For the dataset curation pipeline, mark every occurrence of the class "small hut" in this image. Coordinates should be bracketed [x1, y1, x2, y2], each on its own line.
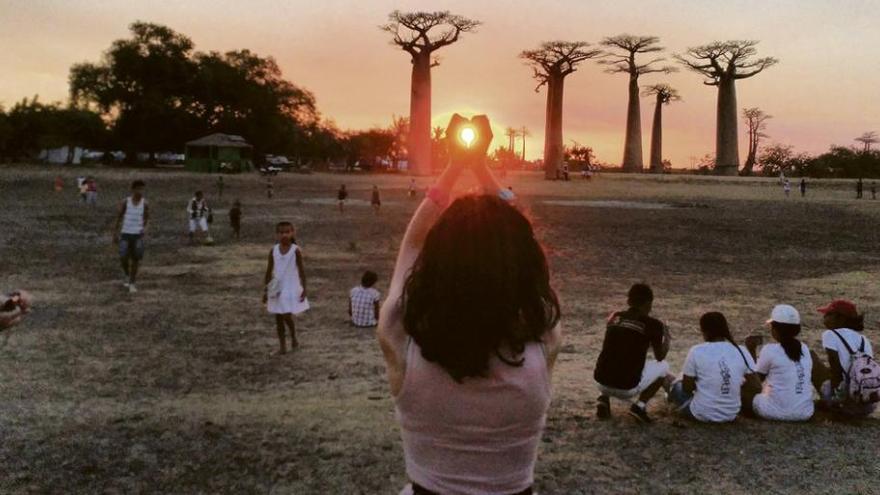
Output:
[185, 133, 253, 173]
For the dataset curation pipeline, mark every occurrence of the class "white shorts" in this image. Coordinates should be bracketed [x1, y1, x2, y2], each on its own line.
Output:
[598, 360, 670, 400]
[189, 217, 208, 232]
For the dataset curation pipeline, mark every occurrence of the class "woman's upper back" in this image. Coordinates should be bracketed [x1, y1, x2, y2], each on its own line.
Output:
[755, 342, 813, 411]
[683, 342, 755, 422]
[395, 339, 550, 495]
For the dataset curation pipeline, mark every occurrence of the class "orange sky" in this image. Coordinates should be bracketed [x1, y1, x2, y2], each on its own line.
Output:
[2, 0, 879, 166]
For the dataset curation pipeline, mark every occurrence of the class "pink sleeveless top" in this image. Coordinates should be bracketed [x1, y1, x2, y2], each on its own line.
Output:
[395, 339, 551, 495]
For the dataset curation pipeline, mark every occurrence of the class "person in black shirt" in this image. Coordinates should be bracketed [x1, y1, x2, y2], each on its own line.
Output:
[594, 283, 672, 423]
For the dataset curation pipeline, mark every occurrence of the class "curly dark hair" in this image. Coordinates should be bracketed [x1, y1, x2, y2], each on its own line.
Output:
[402, 194, 561, 382]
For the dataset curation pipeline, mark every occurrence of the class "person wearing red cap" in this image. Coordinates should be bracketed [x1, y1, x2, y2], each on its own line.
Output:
[813, 299, 876, 416]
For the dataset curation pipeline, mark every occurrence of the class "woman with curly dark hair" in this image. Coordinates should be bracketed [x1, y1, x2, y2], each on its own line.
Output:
[377, 114, 562, 495]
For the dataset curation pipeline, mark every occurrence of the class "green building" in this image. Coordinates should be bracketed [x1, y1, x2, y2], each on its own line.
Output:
[185, 133, 253, 173]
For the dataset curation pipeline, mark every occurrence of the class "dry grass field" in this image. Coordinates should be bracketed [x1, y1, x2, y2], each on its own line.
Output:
[1, 164, 879, 494]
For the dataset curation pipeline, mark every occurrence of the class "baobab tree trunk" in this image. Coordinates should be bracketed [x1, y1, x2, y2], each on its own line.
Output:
[543, 76, 565, 179]
[715, 77, 739, 176]
[622, 75, 644, 172]
[408, 54, 432, 176]
[649, 97, 663, 173]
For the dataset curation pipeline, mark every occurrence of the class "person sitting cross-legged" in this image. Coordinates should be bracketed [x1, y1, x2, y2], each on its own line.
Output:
[350, 271, 381, 328]
[594, 283, 673, 423]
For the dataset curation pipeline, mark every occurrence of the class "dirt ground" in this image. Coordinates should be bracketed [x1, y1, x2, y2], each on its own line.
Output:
[1, 165, 879, 494]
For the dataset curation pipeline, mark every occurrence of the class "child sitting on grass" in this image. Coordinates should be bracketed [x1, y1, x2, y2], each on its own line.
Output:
[262, 222, 309, 354]
[349, 271, 381, 328]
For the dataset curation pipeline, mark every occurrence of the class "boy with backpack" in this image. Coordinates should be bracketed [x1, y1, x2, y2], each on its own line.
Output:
[813, 299, 880, 416]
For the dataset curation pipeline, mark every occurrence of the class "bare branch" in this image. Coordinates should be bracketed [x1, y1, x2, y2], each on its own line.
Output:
[677, 40, 777, 83]
[520, 41, 604, 90]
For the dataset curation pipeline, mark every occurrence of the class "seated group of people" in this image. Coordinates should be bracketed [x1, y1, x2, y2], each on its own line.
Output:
[595, 283, 878, 423]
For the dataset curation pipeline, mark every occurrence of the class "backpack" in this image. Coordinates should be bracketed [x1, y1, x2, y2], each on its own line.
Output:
[832, 330, 880, 404]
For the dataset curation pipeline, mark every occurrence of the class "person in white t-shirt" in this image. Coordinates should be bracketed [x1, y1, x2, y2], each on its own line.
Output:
[667, 312, 760, 422]
[743, 305, 814, 421]
[812, 299, 876, 416]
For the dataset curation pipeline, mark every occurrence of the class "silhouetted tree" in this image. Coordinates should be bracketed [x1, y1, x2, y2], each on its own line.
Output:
[69, 22, 198, 162]
[519, 126, 530, 161]
[2, 97, 106, 162]
[855, 131, 878, 152]
[381, 11, 480, 175]
[675, 41, 778, 175]
[642, 84, 680, 174]
[741, 107, 771, 176]
[505, 127, 517, 153]
[521, 41, 603, 179]
[600, 35, 675, 172]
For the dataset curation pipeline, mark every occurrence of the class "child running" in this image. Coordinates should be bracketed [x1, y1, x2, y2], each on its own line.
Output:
[337, 184, 348, 212]
[263, 222, 309, 354]
[113, 180, 149, 293]
[229, 200, 242, 240]
[371, 185, 381, 214]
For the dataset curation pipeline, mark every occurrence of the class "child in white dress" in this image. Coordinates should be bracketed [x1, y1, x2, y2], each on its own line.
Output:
[263, 222, 309, 353]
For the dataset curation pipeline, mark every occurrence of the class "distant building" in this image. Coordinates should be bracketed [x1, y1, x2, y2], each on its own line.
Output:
[185, 133, 253, 173]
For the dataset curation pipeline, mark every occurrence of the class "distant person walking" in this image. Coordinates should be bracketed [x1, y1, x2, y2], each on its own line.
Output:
[266, 177, 273, 199]
[349, 271, 381, 328]
[54, 176, 63, 193]
[783, 178, 791, 197]
[872, 182, 877, 200]
[229, 200, 242, 240]
[187, 191, 211, 245]
[217, 175, 224, 199]
[594, 283, 673, 423]
[856, 178, 863, 199]
[262, 221, 309, 354]
[113, 180, 149, 293]
[77, 176, 87, 203]
[85, 177, 98, 205]
[337, 184, 348, 213]
[408, 179, 417, 199]
[371, 185, 381, 214]
[799, 178, 806, 197]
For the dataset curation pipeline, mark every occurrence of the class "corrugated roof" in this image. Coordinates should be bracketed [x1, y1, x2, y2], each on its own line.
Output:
[186, 133, 252, 148]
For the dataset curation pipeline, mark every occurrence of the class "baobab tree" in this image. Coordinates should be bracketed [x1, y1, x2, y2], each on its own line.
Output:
[855, 131, 878, 152]
[642, 84, 680, 173]
[381, 11, 480, 175]
[520, 41, 603, 179]
[519, 126, 530, 161]
[505, 127, 517, 153]
[600, 35, 676, 172]
[741, 107, 771, 176]
[675, 41, 778, 175]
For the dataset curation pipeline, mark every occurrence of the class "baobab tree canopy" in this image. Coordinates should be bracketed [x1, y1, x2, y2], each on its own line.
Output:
[380, 11, 480, 175]
[675, 40, 778, 175]
[600, 35, 676, 172]
[520, 41, 603, 179]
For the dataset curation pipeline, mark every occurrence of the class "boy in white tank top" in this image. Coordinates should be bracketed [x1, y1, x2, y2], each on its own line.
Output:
[113, 180, 149, 293]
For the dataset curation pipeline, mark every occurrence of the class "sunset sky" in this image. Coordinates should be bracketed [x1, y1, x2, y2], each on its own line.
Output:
[2, 0, 878, 166]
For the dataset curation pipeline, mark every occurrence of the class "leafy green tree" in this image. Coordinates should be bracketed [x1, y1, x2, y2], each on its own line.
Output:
[70, 21, 198, 162]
